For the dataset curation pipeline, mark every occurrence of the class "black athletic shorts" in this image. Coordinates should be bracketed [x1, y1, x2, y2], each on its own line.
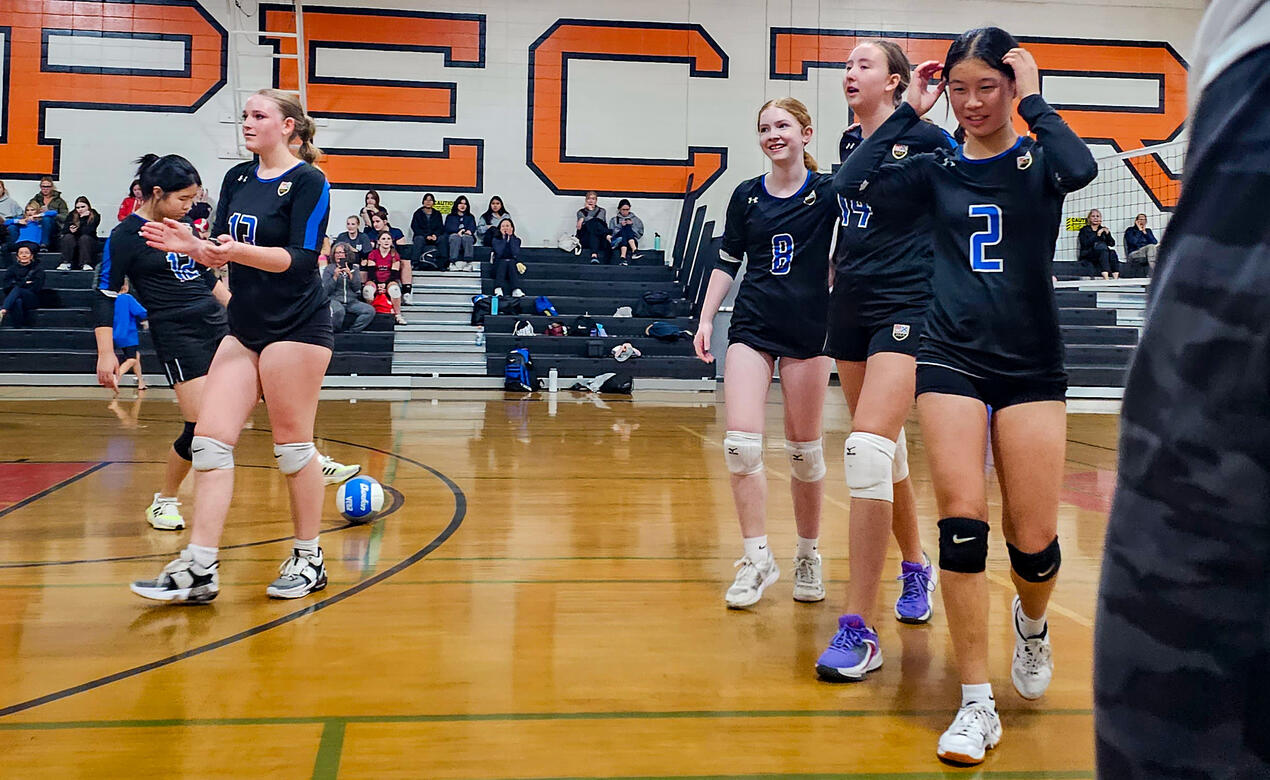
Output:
[149, 304, 229, 387]
[117, 344, 138, 360]
[824, 297, 924, 362]
[915, 363, 1067, 410]
[234, 304, 335, 354]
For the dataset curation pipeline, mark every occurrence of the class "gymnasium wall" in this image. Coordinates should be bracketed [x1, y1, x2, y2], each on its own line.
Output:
[0, 0, 1200, 247]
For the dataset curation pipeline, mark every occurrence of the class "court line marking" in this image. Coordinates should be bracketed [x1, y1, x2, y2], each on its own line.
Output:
[675, 425, 1096, 630]
[312, 719, 345, 780]
[482, 773, 1092, 780]
[0, 462, 109, 520]
[0, 445, 467, 719]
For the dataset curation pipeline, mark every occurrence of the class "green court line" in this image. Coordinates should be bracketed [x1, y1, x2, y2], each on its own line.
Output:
[0, 708, 1092, 731]
[311, 719, 345, 780]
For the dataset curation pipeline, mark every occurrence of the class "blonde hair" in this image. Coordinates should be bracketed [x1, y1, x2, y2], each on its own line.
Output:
[254, 88, 322, 164]
[756, 98, 818, 172]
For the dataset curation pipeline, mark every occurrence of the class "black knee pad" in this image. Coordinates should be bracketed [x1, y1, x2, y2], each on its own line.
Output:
[1007, 537, 1061, 583]
[173, 421, 196, 462]
[938, 516, 990, 573]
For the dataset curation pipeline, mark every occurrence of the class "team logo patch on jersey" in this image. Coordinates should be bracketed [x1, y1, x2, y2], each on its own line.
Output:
[1017, 150, 1033, 170]
[748, 196, 759, 204]
[891, 144, 909, 159]
[803, 189, 817, 206]
[892, 324, 911, 341]
[277, 181, 292, 196]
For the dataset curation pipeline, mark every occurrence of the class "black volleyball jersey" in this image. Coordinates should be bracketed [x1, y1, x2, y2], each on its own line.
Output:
[718, 170, 837, 332]
[92, 213, 221, 328]
[835, 97, 1097, 378]
[833, 121, 956, 311]
[213, 160, 330, 341]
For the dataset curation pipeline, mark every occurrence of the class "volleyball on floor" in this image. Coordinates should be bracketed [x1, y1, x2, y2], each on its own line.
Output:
[338, 476, 384, 522]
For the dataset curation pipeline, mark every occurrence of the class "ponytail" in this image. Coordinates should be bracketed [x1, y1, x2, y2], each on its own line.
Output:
[757, 97, 819, 173]
[803, 150, 819, 173]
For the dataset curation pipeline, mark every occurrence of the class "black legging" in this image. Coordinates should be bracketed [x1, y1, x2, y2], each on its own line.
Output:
[1088, 244, 1120, 275]
[58, 232, 98, 268]
[577, 218, 611, 262]
[492, 257, 524, 292]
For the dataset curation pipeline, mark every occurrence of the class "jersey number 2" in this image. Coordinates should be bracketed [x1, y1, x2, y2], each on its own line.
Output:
[968, 204, 1003, 273]
[228, 213, 258, 245]
[771, 233, 794, 276]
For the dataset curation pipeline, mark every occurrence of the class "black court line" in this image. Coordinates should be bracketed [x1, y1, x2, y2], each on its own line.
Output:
[0, 448, 467, 719]
[0, 462, 111, 521]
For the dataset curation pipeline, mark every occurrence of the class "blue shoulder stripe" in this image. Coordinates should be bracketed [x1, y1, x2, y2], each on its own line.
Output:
[303, 178, 331, 251]
[97, 234, 113, 291]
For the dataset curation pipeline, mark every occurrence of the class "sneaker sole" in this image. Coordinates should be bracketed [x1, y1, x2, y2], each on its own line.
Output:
[130, 583, 217, 604]
[725, 569, 779, 609]
[895, 606, 932, 624]
[147, 518, 185, 531]
[266, 576, 328, 600]
[815, 651, 883, 683]
[793, 587, 825, 603]
[937, 745, 995, 766]
[1011, 668, 1052, 700]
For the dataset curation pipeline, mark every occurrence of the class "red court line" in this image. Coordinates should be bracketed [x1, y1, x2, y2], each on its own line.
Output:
[1061, 469, 1116, 514]
[0, 462, 101, 511]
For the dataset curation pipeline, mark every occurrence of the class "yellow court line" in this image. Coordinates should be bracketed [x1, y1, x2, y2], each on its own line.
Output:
[677, 424, 1096, 630]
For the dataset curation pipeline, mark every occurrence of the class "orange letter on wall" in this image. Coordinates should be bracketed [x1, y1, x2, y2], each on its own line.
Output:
[528, 20, 728, 198]
[0, 0, 224, 178]
[772, 29, 1186, 209]
[260, 5, 485, 191]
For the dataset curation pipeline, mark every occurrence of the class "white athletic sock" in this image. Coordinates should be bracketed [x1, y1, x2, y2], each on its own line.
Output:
[156, 494, 178, 502]
[293, 536, 320, 556]
[188, 544, 218, 568]
[1017, 607, 1047, 638]
[961, 683, 994, 708]
[796, 536, 819, 559]
[742, 535, 769, 563]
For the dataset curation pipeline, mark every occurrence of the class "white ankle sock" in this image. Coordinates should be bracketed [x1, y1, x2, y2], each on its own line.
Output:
[742, 535, 769, 563]
[188, 544, 218, 567]
[293, 536, 320, 556]
[1018, 606, 1047, 637]
[961, 683, 994, 707]
[796, 536, 819, 559]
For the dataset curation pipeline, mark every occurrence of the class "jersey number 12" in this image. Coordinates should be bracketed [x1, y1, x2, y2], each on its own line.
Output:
[771, 233, 794, 276]
[968, 204, 1003, 273]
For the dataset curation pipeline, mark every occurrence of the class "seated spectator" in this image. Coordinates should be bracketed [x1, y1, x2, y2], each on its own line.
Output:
[57, 197, 101, 270]
[0, 181, 24, 268]
[113, 279, 148, 391]
[576, 190, 610, 264]
[0, 245, 44, 327]
[370, 210, 408, 248]
[411, 193, 445, 268]
[362, 232, 408, 325]
[323, 242, 375, 333]
[360, 190, 383, 230]
[445, 195, 478, 270]
[27, 177, 68, 248]
[1123, 213, 1159, 273]
[334, 215, 375, 259]
[1078, 208, 1119, 280]
[187, 186, 214, 225]
[5, 204, 54, 250]
[490, 217, 525, 298]
[476, 195, 512, 248]
[117, 180, 143, 222]
[608, 199, 645, 265]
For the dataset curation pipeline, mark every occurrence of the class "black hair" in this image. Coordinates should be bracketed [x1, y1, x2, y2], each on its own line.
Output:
[128, 179, 141, 197]
[617, 198, 632, 209]
[943, 27, 1019, 82]
[481, 195, 506, 222]
[453, 195, 471, 213]
[134, 154, 201, 201]
[422, 192, 435, 205]
[498, 216, 515, 233]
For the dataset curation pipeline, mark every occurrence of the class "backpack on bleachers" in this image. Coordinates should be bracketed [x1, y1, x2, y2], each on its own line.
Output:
[633, 290, 689, 318]
[513, 319, 535, 337]
[534, 295, 558, 316]
[570, 314, 593, 337]
[503, 348, 536, 392]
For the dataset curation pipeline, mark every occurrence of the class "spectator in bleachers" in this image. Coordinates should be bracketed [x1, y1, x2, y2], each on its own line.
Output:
[323, 241, 375, 333]
[1123, 213, 1159, 273]
[0, 245, 44, 327]
[26, 177, 68, 248]
[187, 186, 214, 225]
[363, 231, 408, 325]
[476, 196, 511, 248]
[117, 180, 143, 221]
[334, 215, 375, 259]
[0, 181, 23, 267]
[445, 195, 478, 270]
[113, 279, 149, 391]
[56, 197, 101, 271]
[370, 210, 408, 247]
[360, 190, 383, 230]
[576, 191, 610, 264]
[490, 217, 525, 298]
[1078, 208, 1120, 280]
[608, 199, 644, 265]
[411, 193, 445, 267]
[5, 203, 53, 250]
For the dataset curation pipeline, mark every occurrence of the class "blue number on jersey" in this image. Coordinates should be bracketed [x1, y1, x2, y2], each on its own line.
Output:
[838, 195, 872, 229]
[968, 204, 1003, 273]
[771, 233, 794, 276]
[227, 213, 258, 245]
[166, 252, 200, 282]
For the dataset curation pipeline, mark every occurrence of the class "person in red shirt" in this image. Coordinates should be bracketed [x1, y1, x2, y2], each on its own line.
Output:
[361, 231, 406, 324]
[117, 180, 143, 221]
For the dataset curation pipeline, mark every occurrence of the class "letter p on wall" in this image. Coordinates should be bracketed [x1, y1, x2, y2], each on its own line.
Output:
[0, 0, 225, 178]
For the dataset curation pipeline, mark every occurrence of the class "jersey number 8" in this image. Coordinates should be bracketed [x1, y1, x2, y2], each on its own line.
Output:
[227, 213, 259, 245]
[968, 204, 1003, 273]
[771, 233, 794, 276]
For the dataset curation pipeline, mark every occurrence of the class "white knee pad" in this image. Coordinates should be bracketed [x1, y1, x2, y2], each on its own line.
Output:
[387, 283, 402, 300]
[274, 442, 317, 476]
[785, 439, 826, 482]
[723, 431, 764, 476]
[844, 431, 896, 502]
[190, 435, 234, 471]
[362, 283, 376, 302]
[892, 427, 910, 483]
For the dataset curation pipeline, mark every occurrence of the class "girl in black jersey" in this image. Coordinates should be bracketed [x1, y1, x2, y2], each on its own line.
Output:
[816, 40, 954, 686]
[131, 89, 338, 605]
[836, 29, 1096, 765]
[694, 98, 838, 610]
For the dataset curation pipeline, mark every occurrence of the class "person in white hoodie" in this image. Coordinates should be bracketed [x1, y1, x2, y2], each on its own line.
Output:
[0, 181, 25, 267]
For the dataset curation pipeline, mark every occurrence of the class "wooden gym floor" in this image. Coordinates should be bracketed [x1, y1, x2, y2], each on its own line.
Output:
[0, 388, 1118, 779]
